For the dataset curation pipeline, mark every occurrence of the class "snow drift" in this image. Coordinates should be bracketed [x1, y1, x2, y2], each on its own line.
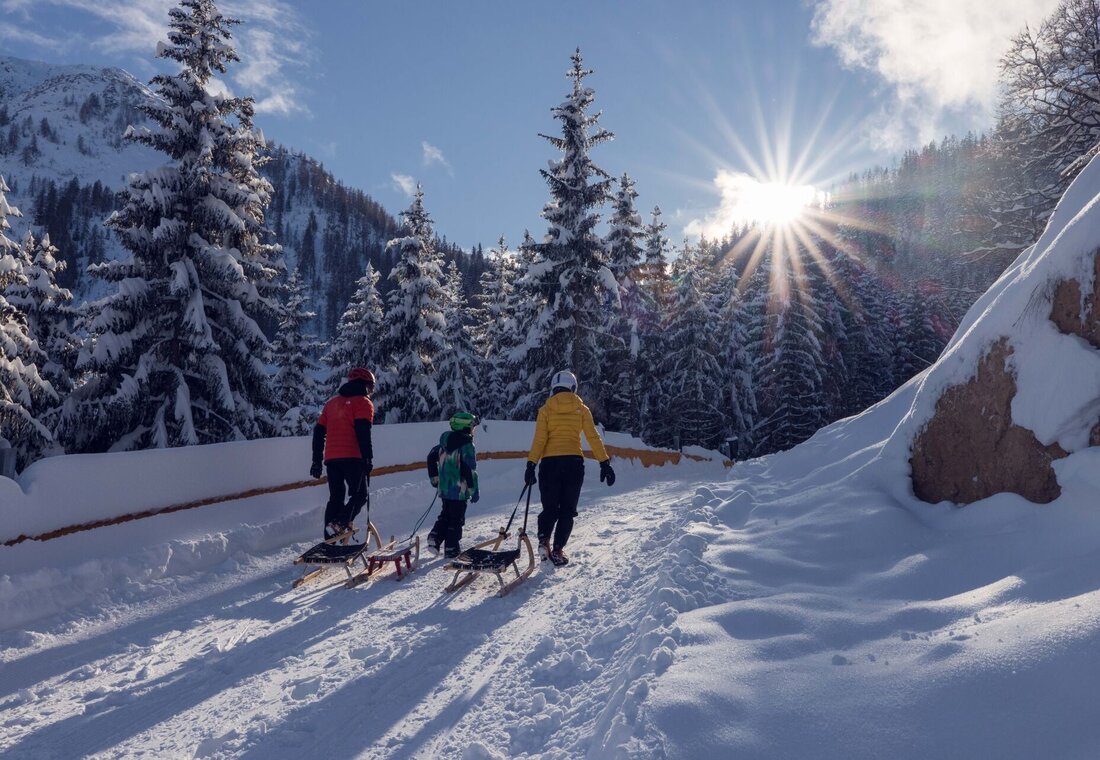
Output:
[633, 155, 1100, 758]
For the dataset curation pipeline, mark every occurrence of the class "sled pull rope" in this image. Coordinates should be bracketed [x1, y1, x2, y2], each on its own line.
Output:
[408, 492, 439, 540]
[501, 484, 532, 537]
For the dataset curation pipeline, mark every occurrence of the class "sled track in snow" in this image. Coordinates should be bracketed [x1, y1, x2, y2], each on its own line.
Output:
[0, 474, 734, 759]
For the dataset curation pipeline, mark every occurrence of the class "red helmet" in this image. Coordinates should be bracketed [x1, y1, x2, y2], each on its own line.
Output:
[348, 367, 375, 387]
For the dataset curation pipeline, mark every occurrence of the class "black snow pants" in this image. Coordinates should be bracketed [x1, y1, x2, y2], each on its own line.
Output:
[428, 498, 469, 551]
[536, 455, 585, 550]
[323, 458, 368, 529]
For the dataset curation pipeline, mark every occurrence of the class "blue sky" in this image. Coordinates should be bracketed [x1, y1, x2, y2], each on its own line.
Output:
[0, 0, 1061, 249]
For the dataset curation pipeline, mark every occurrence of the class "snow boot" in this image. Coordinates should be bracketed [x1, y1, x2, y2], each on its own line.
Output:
[538, 537, 551, 562]
[549, 547, 569, 566]
[444, 545, 462, 559]
[324, 522, 343, 540]
[427, 532, 443, 554]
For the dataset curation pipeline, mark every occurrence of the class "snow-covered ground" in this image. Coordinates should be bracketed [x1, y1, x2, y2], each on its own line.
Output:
[6, 403, 1100, 758]
[0, 447, 726, 759]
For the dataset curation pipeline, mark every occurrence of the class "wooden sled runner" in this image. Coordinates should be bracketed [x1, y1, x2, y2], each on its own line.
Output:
[292, 522, 382, 588]
[444, 485, 537, 597]
[293, 490, 420, 589]
[345, 534, 420, 588]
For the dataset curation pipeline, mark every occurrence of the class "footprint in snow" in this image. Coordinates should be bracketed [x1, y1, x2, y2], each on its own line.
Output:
[288, 677, 322, 701]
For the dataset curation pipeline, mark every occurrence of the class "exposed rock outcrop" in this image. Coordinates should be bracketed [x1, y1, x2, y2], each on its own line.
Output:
[909, 339, 1067, 505]
[911, 247, 1100, 505]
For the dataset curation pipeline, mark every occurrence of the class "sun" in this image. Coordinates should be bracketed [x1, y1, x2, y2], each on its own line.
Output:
[726, 175, 822, 228]
[736, 180, 822, 227]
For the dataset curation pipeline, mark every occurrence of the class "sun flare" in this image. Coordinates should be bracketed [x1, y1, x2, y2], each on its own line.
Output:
[736, 180, 822, 227]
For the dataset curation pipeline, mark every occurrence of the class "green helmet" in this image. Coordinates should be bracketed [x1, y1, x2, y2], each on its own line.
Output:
[449, 411, 480, 431]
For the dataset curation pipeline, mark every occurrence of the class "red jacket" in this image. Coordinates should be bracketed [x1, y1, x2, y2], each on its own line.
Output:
[316, 392, 375, 461]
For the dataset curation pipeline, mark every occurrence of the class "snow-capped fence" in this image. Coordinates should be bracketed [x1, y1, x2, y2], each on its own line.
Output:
[0, 421, 719, 546]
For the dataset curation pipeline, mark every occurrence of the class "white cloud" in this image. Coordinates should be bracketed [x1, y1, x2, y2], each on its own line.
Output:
[421, 141, 452, 172]
[0, 22, 62, 50]
[391, 173, 417, 197]
[811, 0, 1060, 149]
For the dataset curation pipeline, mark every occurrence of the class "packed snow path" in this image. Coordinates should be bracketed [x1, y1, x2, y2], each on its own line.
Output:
[0, 460, 726, 758]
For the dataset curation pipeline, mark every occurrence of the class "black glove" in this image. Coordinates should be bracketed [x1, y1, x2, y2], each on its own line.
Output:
[599, 459, 615, 487]
[524, 461, 538, 486]
[471, 491, 480, 503]
[310, 462, 323, 479]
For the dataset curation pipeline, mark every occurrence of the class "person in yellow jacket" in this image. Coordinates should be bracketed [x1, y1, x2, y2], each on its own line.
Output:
[525, 370, 615, 566]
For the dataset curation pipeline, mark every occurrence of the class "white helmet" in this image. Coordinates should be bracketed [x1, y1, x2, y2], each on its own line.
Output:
[550, 369, 578, 393]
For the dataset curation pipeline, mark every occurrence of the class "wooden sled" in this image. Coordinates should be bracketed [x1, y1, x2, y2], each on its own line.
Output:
[443, 529, 536, 597]
[344, 534, 420, 588]
[291, 522, 383, 588]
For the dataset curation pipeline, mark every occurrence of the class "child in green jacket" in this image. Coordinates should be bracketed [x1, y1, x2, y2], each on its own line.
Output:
[427, 412, 480, 558]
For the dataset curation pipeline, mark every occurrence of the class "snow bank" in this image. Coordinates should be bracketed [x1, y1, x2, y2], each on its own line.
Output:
[629, 155, 1100, 758]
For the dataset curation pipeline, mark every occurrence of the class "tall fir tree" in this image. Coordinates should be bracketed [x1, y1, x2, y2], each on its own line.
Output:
[271, 270, 322, 435]
[376, 186, 446, 423]
[436, 260, 479, 416]
[755, 261, 828, 455]
[637, 206, 673, 440]
[600, 173, 645, 432]
[715, 264, 758, 460]
[513, 49, 616, 417]
[324, 261, 386, 393]
[61, 0, 282, 453]
[659, 242, 723, 449]
[0, 176, 56, 467]
[503, 230, 547, 419]
[472, 236, 517, 419]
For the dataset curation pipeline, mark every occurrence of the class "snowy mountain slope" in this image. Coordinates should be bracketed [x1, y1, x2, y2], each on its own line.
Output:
[0, 57, 158, 188]
[0, 55, 400, 333]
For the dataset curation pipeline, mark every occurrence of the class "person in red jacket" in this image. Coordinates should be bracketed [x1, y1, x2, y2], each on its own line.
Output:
[311, 368, 375, 539]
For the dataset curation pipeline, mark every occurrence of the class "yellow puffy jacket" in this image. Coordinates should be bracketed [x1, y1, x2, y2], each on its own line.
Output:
[527, 391, 609, 463]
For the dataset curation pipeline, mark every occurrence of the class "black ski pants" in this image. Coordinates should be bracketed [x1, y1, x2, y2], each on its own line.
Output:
[323, 458, 368, 529]
[428, 498, 469, 551]
[536, 455, 585, 550]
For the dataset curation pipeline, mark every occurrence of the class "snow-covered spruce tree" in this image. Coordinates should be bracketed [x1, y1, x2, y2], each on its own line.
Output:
[0, 176, 56, 467]
[271, 271, 322, 435]
[659, 242, 723, 449]
[60, 0, 283, 453]
[600, 173, 645, 433]
[8, 232, 80, 403]
[376, 186, 446, 423]
[503, 230, 547, 419]
[436, 260, 480, 416]
[636, 206, 673, 442]
[715, 264, 757, 460]
[324, 260, 386, 393]
[472, 236, 517, 418]
[513, 49, 616, 418]
[829, 234, 899, 416]
[754, 262, 828, 455]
